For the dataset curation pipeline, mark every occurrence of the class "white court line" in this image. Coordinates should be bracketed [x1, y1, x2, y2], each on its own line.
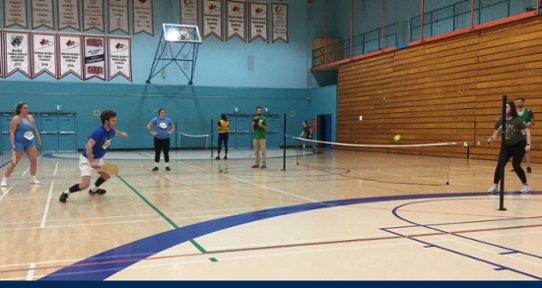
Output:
[0, 184, 16, 202]
[21, 154, 44, 177]
[225, 175, 319, 203]
[40, 182, 54, 228]
[26, 263, 36, 281]
[179, 162, 207, 171]
[54, 162, 59, 176]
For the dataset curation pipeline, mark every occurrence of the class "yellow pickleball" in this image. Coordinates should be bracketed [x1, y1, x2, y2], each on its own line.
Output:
[394, 135, 401, 142]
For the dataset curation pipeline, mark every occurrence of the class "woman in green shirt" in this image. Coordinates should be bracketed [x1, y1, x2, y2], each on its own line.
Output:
[487, 101, 531, 194]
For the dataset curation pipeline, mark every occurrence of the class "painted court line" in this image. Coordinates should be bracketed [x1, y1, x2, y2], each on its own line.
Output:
[0, 184, 16, 202]
[26, 263, 36, 281]
[54, 162, 58, 176]
[40, 182, 54, 228]
[116, 175, 209, 255]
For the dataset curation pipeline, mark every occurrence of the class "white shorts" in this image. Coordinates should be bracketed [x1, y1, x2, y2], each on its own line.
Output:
[79, 155, 105, 177]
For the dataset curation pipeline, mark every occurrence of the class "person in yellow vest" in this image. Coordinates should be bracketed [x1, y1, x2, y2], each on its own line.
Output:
[216, 114, 229, 160]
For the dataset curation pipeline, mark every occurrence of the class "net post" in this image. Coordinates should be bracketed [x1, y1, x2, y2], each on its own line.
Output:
[211, 119, 214, 159]
[281, 113, 286, 171]
[499, 95, 507, 211]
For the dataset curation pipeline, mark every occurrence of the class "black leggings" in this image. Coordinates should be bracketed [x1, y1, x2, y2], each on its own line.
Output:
[493, 140, 527, 184]
[154, 138, 170, 163]
[218, 133, 229, 154]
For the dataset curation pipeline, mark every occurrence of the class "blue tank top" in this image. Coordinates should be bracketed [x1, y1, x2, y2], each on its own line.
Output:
[15, 115, 34, 143]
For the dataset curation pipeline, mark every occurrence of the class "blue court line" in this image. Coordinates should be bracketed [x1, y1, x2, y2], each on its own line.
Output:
[39, 191, 541, 281]
[387, 199, 542, 280]
[0, 160, 11, 169]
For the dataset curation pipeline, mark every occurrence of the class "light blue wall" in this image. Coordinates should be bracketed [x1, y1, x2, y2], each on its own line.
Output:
[332, 0, 538, 50]
[0, 0, 319, 89]
[309, 84, 337, 142]
[0, 1, 339, 151]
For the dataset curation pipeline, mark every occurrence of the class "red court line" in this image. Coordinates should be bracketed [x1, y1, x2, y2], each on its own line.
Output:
[1, 223, 540, 276]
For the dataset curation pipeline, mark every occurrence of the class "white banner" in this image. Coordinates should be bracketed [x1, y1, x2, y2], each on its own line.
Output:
[4, 31, 31, 78]
[133, 0, 154, 36]
[32, 0, 55, 30]
[272, 3, 288, 43]
[249, 2, 268, 43]
[83, 0, 105, 32]
[109, 0, 130, 34]
[108, 36, 132, 81]
[58, 34, 83, 79]
[58, 0, 81, 31]
[4, 0, 28, 29]
[180, 0, 198, 26]
[83, 35, 106, 80]
[226, 0, 246, 42]
[202, 0, 223, 40]
[32, 32, 57, 78]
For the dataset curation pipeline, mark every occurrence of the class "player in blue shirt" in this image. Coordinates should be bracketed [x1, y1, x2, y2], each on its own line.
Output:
[59, 110, 128, 203]
[147, 109, 175, 171]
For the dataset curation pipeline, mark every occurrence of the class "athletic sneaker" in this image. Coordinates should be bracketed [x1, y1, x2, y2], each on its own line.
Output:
[152, 167, 159, 171]
[1, 179, 6, 187]
[488, 185, 499, 195]
[30, 178, 41, 185]
[215, 156, 220, 160]
[59, 192, 69, 203]
[224, 156, 228, 160]
[527, 167, 532, 173]
[520, 184, 531, 194]
[261, 165, 267, 169]
[165, 166, 171, 171]
[251, 164, 259, 168]
[89, 188, 106, 195]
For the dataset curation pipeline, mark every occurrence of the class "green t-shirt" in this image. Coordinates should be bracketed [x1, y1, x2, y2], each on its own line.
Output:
[518, 108, 533, 125]
[253, 116, 268, 139]
[494, 117, 527, 145]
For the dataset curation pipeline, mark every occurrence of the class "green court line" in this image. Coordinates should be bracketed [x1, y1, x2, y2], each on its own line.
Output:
[117, 175, 209, 255]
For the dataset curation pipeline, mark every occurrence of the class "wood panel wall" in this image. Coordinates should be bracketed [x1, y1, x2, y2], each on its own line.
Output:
[337, 16, 542, 162]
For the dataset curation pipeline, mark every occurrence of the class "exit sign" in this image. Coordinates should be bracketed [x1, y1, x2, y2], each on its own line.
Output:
[54, 105, 63, 111]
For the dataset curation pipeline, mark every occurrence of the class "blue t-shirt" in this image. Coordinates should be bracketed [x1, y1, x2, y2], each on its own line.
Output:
[82, 126, 116, 159]
[151, 117, 173, 140]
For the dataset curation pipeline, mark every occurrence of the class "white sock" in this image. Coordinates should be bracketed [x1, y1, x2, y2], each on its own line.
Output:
[91, 186, 98, 192]
[2, 177, 7, 181]
[165, 163, 169, 167]
[31, 175, 37, 180]
[155, 162, 159, 167]
[64, 189, 70, 194]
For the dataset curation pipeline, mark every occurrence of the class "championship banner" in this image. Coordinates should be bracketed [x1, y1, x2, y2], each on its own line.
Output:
[202, 0, 223, 40]
[272, 2, 288, 43]
[58, 34, 83, 79]
[4, 0, 28, 29]
[108, 36, 132, 81]
[180, 0, 198, 26]
[109, 0, 130, 34]
[83, 35, 105, 80]
[83, 0, 105, 32]
[4, 30, 31, 78]
[32, 0, 55, 30]
[133, 0, 154, 36]
[226, 0, 246, 42]
[32, 32, 57, 79]
[249, 2, 268, 43]
[58, 0, 81, 31]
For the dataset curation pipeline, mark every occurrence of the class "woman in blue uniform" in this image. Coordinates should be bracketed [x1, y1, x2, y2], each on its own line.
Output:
[1, 103, 42, 187]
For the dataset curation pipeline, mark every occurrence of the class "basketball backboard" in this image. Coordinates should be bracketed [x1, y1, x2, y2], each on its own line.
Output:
[162, 24, 202, 43]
